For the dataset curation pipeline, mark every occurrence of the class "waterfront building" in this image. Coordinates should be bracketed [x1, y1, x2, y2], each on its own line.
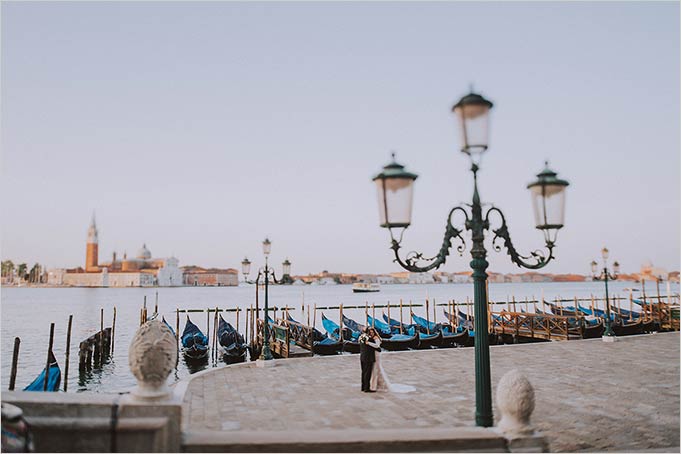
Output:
[50, 217, 182, 287]
[451, 272, 473, 284]
[433, 272, 451, 283]
[487, 272, 506, 284]
[375, 275, 397, 284]
[407, 272, 435, 285]
[182, 266, 238, 286]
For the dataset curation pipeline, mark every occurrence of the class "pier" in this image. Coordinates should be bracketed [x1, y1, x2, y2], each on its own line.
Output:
[180, 332, 679, 452]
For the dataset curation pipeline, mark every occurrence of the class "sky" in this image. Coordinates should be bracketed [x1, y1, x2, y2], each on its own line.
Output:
[1, 1, 679, 276]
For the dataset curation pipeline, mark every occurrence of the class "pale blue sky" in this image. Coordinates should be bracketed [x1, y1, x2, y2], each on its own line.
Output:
[2, 1, 679, 275]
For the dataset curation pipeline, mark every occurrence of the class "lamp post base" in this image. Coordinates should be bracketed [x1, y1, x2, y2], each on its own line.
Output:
[259, 345, 274, 361]
[602, 335, 617, 343]
[256, 358, 277, 368]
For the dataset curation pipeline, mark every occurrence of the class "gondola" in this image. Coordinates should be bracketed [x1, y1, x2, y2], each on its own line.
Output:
[546, 302, 581, 317]
[24, 351, 61, 392]
[162, 316, 175, 335]
[287, 313, 326, 341]
[365, 314, 394, 338]
[415, 331, 442, 349]
[612, 318, 644, 336]
[381, 313, 416, 333]
[380, 332, 419, 351]
[217, 315, 247, 363]
[440, 325, 470, 348]
[581, 318, 605, 338]
[410, 312, 443, 334]
[342, 314, 365, 336]
[313, 337, 344, 355]
[443, 310, 500, 347]
[181, 316, 209, 360]
[287, 314, 343, 355]
[321, 313, 359, 353]
[444, 309, 474, 331]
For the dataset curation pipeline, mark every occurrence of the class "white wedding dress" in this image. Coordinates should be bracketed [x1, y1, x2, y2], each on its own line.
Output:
[367, 337, 415, 393]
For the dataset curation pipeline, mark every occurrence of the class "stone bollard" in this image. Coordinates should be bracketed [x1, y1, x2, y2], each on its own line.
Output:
[495, 369, 548, 452]
[496, 368, 535, 437]
[128, 319, 178, 400]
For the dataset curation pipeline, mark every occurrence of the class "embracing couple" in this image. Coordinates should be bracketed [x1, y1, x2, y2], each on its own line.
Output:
[359, 327, 389, 393]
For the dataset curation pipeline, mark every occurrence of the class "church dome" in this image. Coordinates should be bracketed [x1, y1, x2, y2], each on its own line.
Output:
[137, 243, 152, 260]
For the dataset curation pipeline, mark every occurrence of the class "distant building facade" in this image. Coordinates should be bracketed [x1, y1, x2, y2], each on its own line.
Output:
[53, 216, 182, 287]
[182, 267, 238, 286]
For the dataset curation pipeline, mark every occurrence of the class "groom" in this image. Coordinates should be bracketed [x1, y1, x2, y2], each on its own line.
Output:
[359, 328, 377, 393]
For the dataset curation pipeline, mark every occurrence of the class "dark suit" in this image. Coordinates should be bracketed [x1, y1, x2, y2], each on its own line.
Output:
[359, 338, 376, 392]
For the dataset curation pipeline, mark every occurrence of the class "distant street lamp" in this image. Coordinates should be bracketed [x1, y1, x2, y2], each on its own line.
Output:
[372, 90, 569, 427]
[281, 258, 293, 284]
[591, 247, 619, 340]
[241, 238, 279, 360]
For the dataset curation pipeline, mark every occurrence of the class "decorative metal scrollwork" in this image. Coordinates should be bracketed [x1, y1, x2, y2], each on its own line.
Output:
[390, 206, 469, 272]
[485, 207, 554, 270]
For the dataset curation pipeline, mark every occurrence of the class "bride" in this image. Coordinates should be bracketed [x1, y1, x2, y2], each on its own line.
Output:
[366, 327, 415, 393]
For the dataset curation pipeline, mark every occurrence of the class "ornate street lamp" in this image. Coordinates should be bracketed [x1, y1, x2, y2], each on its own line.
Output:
[372, 90, 569, 427]
[241, 238, 279, 360]
[281, 258, 293, 284]
[591, 247, 619, 340]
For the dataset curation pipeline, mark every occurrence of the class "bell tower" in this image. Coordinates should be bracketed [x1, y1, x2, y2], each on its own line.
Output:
[85, 213, 99, 272]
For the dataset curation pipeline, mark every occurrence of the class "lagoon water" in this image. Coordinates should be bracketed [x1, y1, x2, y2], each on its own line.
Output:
[1, 281, 677, 393]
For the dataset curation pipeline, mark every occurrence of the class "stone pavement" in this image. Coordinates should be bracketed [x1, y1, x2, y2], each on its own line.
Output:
[179, 332, 680, 452]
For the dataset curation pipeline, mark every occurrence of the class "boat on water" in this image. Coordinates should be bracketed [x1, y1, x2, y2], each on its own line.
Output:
[24, 351, 61, 392]
[380, 332, 419, 351]
[321, 313, 360, 353]
[365, 314, 394, 338]
[410, 312, 443, 334]
[381, 313, 416, 333]
[352, 282, 380, 293]
[440, 325, 469, 348]
[287, 314, 342, 355]
[181, 317, 209, 361]
[217, 315, 247, 363]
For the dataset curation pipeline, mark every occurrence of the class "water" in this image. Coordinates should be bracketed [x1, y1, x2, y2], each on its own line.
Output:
[1, 281, 677, 393]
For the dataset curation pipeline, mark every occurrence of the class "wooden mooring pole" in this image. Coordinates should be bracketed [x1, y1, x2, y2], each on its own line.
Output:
[213, 307, 218, 364]
[64, 315, 73, 391]
[44, 322, 55, 391]
[99, 308, 104, 365]
[9, 337, 20, 391]
[111, 307, 117, 353]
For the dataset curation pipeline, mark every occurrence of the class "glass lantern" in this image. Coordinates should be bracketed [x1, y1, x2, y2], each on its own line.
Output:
[241, 257, 251, 276]
[613, 261, 620, 275]
[601, 247, 610, 261]
[452, 92, 493, 159]
[590, 260, 598, 276]
[282, 259, 291, 276]
[527, 162, 569, 243]
[372, 154, 418, 229]
[262, 238, 271, 256]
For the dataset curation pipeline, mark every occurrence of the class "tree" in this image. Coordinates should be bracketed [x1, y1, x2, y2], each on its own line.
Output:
[29, 263, 41, 283]
[1, 260, 14, 277]
[17, 263, 27, 281]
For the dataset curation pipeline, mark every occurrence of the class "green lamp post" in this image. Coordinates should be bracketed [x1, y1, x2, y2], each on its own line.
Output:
[242, 237, 278, 360]
[372, 90, 570, 427]
[591, 248, 620, 340]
